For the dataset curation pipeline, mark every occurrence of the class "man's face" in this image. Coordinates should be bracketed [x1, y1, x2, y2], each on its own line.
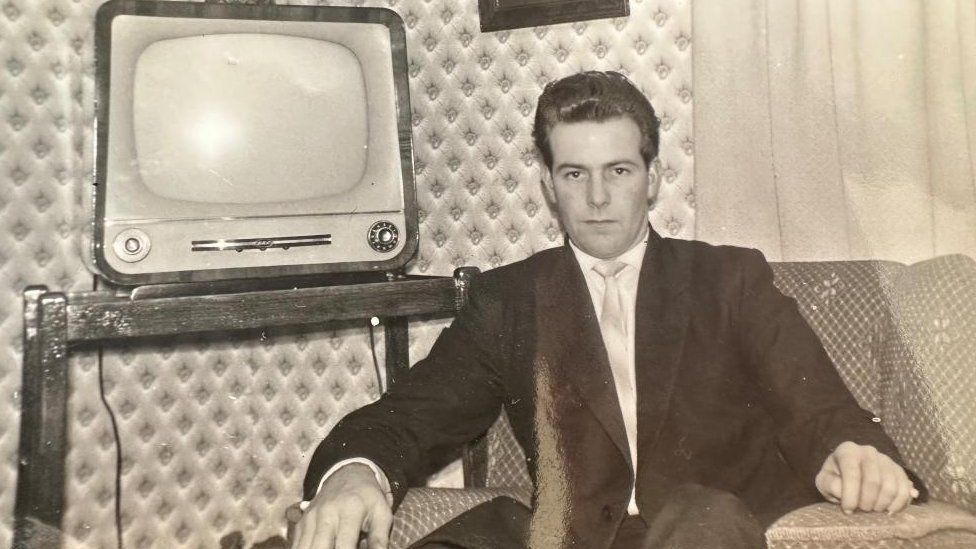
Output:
[542, 117, 657, 259]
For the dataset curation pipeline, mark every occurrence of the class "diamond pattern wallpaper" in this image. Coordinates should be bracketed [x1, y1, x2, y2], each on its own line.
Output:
[0, 0, 694, 546]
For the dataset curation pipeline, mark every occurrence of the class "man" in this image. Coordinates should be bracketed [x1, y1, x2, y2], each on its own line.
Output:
[295, 71, 922, 548]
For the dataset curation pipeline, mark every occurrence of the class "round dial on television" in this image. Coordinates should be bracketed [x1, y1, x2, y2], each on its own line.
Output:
[367, 221, 399, 252]
[113, 228, 151, 262]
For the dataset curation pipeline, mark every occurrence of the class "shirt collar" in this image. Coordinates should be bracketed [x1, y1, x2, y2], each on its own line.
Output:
[568, 224, 649, 275]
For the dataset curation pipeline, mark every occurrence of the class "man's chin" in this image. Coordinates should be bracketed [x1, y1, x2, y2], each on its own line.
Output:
[572, 237, 628, 259]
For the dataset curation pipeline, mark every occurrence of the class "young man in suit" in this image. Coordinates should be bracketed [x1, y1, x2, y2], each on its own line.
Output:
[294, 71, 922, 549]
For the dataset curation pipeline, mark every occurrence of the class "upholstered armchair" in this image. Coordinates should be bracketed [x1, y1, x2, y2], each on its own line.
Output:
[293, 255, 976, 548]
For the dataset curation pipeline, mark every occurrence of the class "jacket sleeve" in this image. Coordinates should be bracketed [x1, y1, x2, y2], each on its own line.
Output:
[733, 248, 927, 499]
[302, 273, 509, 508]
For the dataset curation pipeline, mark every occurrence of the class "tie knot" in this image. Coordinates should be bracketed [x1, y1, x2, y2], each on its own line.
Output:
[594, 260, 627, 280]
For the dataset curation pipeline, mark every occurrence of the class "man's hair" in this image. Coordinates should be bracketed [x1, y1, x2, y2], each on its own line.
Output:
[532, 71, 660, 170]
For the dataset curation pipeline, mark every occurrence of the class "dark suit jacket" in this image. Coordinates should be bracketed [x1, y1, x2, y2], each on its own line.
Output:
[304, 228, 917, 547]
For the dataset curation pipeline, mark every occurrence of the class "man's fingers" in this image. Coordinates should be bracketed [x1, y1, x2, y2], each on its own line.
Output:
[817, 479, 841, 504]
[836, 447, 862, 513]
[886, 463, 916, 515]
[826, 475, 842, 503]
[334, 505, 367, 549]
[296, 511, 336, 549]
[822, 442, 920, 516]
[872, 473, 898, 512]
[815, 452, 842, 502]
[873, 460, 905, 512]
[320, 519, 338, 549]
[300, 464, 390, 547]
[887, 476, 914, 515]
[291, 519, 306, 549]
[857, 449, 882, 512]
[366, 501, 394, 549]
[293, 511, 327, 549]
[815, 464, 842, 503]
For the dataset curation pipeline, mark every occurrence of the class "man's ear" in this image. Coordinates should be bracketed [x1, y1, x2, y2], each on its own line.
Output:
[646, 160, 661, 207]
[540, 166, 557, 205]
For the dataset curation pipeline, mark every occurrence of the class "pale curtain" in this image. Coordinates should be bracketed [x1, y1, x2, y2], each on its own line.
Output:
[693, 0, 976, 262]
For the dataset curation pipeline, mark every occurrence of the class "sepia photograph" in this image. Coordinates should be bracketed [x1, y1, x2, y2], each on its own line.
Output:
[2, 0, 974, 548]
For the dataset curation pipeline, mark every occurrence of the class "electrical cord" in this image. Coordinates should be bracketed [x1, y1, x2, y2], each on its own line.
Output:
[97, 346, 124, 549]
[367, 317, 385, 395]
[94, 279, 124, 549]
[94, 297, 383, 549]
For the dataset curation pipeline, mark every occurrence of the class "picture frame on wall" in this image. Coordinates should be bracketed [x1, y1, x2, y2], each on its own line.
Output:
[479, 0, 629, 32]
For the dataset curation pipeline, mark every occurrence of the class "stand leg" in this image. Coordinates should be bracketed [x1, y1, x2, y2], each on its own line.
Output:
[383, 317, 410, 387]
[14, 288, 68, 549]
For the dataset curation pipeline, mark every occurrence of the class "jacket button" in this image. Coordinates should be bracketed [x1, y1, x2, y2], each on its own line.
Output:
[602, 505, 613, 520]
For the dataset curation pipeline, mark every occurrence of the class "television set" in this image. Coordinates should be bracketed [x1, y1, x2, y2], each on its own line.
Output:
[92, 0, 417, 285]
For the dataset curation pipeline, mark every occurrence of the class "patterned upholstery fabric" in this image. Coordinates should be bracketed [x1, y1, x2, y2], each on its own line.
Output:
[880, 255, 976, 514]
[484, 410, 532, 490]
[765, 501, 976, 548]
[769, 260, 905, 413]
[389, 486, 532, 548]
[383, 257, 976, 548]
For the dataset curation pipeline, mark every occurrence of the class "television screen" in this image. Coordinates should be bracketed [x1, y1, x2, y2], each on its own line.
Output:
[93, 0, 417, 285]
[134, 33, 369, 205]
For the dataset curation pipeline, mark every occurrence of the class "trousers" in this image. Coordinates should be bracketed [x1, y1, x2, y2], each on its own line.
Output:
[611, 484, 766, 549]
[412, 484, 767, 549]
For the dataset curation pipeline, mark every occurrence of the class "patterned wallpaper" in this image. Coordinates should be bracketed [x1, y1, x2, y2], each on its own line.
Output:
[1, 0, 97, 547]
[0, 0, 694, 546]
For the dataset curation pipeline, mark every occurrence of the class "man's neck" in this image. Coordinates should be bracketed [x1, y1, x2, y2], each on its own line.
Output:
[567, 224, 650, 266]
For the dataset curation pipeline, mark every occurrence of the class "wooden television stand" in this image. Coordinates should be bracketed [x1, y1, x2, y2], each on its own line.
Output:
[13, 268, 478, 549]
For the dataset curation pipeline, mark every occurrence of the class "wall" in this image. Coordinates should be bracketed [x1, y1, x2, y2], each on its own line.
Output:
[0, 0, 694, 546]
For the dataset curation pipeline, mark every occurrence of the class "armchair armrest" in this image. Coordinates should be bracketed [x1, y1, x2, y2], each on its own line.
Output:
[389, 486, 531, 548]
[766, 501, 976, 548]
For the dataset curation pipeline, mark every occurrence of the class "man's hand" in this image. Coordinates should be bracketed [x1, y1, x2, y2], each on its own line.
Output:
[815, 441, 919, 515]
[293, 463, 393, 549]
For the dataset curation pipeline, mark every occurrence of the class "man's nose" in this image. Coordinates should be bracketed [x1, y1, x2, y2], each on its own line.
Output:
[587, 176, 609, 208]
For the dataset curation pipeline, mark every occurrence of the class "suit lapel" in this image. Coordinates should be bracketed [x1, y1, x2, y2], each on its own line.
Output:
[536, 246, 631, 466]
[635, 230, 692, 462]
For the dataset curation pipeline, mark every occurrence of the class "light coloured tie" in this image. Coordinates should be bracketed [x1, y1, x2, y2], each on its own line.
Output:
[593, 260, 638, 469]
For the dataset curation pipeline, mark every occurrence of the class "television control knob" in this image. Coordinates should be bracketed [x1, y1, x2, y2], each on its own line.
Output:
[367, 221, 399, 253]
[113, 228, 151, 262]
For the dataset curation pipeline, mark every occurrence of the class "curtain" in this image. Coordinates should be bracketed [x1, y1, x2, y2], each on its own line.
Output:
[693, 0, 976, 262]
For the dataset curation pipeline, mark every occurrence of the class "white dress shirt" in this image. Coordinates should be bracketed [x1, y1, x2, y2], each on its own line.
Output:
[568, 233, 648, 516]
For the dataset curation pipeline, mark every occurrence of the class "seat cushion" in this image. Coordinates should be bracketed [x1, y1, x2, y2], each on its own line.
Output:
[765, 501, 976, 548]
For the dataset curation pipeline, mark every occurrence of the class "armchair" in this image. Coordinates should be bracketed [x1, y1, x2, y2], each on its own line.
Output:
[296, 255, 976, 548]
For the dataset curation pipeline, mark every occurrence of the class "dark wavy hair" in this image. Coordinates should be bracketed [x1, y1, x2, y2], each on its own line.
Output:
[532, 71, 660, 170]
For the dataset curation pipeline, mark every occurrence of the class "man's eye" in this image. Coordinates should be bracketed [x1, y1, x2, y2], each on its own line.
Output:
[613, 167, 630, 175]
[565, 170, 582, 179]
